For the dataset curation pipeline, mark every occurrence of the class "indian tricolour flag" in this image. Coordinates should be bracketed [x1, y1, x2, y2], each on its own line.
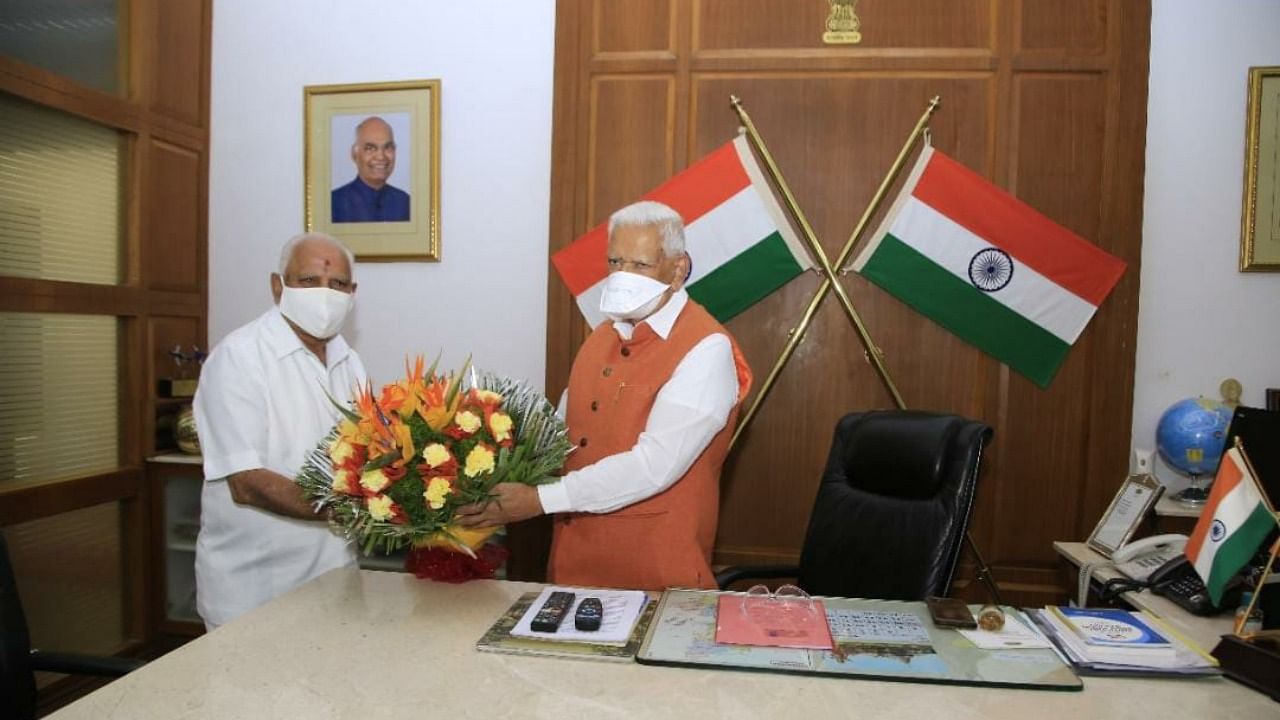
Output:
[1186, 447, 1275, 606]
[851, 146, 1126, 387]
[552, 136, 811, 327]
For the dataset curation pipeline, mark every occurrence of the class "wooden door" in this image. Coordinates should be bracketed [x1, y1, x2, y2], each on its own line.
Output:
[530, 0, 1150, 606]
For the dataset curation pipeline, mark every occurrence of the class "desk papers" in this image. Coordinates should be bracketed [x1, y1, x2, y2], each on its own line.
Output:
[476, 592, 657, 663]
[637, 590, 1082, 690]
[714, 596, 833, 649]
[510, 586, 647, 646]
[956, 612, 1055, 650]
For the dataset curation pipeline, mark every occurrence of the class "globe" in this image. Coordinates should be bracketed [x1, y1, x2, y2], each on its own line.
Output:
[1156, 397, 1232, 478]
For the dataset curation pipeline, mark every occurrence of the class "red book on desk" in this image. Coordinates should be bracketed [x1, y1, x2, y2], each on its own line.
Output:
[714, 595, 834, 650]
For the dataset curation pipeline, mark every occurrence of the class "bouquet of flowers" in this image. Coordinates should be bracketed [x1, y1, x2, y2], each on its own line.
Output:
[297, 356, 571, 581]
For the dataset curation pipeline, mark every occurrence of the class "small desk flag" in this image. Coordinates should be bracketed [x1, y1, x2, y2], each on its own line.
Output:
[552, 136, 812, 328]
[851, 146, 1126, 387]
[1186, 447, 1274, 606]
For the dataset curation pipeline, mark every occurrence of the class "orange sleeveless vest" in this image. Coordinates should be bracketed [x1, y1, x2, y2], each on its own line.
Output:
[547, 299, 751, 590]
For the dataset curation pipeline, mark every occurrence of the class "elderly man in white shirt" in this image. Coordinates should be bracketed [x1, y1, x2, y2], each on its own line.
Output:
[193, 232, 366, 629]
[456, 201, 752, 590]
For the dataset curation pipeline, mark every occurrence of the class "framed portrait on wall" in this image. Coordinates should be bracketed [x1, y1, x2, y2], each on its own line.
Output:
[1240, 66, 1280, 271]
[304, 79, 440, 261]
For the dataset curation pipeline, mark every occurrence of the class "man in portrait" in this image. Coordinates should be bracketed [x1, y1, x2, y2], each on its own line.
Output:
[331, 116, 411, 223]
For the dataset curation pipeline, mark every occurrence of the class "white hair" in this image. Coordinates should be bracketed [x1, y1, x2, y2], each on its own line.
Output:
[278, 232, 355, 276]
[608, 201, 686, 256]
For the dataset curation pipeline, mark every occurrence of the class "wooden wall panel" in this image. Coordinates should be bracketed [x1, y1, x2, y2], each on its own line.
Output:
[695, 0, 992, 50]
[1010, 75, 1107, 240]
[144, 140, 201, 293]
[543, 0, 1151, 605]
[149, 0, 206, 126]
[1018, 0, 1107, 53]
[587, 77, 675, 225]
[594, 0, 673, 55]
[690, 74, 995, 564]
[1, 0, 211, 659]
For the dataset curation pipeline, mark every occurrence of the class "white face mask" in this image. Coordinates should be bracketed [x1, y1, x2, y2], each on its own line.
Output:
[599, 271, 671, 322]
[278, 285, 354, 339]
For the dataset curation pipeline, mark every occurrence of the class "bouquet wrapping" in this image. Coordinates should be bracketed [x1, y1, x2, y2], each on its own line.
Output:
[297, 357, 571, 581]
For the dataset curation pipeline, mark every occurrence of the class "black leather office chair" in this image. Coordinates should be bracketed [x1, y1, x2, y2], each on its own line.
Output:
[717, 410, 993, 600]
[1, 531, 145, 720]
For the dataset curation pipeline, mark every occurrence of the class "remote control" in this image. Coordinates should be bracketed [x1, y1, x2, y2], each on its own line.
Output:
[574, 597, 603, 631]
[530, 591, 575, 632]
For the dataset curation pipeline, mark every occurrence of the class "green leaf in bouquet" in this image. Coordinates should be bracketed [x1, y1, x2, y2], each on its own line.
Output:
[322, 385, 362, 424]
[444, 354, 472, 409]
[362, 451, 401, 472]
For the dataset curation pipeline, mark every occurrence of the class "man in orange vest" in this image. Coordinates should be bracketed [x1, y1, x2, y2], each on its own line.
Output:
[457, 201, 752, 590]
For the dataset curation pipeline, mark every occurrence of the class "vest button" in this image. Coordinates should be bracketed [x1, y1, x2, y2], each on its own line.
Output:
[579, 437, 588, 447]
[602, 367, 612, 377]
[590, 400, 598, 411]
[620, 347, 631, 357]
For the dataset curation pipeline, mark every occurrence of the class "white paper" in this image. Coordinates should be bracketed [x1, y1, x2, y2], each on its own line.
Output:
[510, 586, 648, 646]
[825, 609, 931, 644]
[956, 613, 1055, 650]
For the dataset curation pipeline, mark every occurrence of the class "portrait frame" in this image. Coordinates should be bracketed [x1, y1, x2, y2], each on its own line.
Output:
[1240, 66, 1280, 272]
[304, 79, 441, 261]
[1086, 473, 1164, 558]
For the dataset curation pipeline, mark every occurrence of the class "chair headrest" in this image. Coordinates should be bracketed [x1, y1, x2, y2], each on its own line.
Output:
[838, 411, 969, 498]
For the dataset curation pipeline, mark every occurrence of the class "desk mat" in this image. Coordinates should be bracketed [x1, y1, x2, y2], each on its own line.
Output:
[636, 589, 1082, 690]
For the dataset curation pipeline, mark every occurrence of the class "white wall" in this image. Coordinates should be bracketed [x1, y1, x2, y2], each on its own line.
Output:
[209, 1, 556, 388]
[1133, 0, 1280, 489]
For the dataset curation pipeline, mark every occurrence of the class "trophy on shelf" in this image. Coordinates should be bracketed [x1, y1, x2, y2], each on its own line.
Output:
[159, 345, 206, 455]
[158, 345, 206, 398]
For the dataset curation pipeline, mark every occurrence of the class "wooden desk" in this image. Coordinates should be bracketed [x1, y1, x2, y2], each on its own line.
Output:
[49, 568, 1274, 719]
[1053, 541, 1234, 651]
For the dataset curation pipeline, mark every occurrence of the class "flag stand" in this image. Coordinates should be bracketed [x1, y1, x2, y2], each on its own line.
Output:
[1231, 438, 1280, 638]
[726, 95, 1004, 612]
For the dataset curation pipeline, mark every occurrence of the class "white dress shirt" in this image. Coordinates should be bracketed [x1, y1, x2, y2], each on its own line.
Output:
[537, 290, 740, 515]
[193, 307, 366, 628]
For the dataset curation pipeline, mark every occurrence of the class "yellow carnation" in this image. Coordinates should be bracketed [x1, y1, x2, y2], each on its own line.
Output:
[423, 443, 451, 468]
[424, 476, 453, 510]
[332, 468, 359, 495]
[360, 468, 392, 494]
[489, 412, 514, 443]
[329, 438, 356, 464]
[366, 494, 395, 521]
[464, 445, 496, 477]
[454, 410, 482, 434]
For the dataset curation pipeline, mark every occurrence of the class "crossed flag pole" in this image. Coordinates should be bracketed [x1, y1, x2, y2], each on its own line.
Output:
[726, 95, 1005, 608]
[725, 94, 938, 448]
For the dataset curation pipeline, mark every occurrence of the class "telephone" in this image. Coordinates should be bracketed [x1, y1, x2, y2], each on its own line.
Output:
[1077, 534, 1189, 608]
[1112, 533, 1188, 582]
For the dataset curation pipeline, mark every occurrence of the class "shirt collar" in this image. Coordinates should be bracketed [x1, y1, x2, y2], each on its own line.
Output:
[350, 176, 389, 201]
[611, 289, 688, 341]
[263, 306, 351, 367]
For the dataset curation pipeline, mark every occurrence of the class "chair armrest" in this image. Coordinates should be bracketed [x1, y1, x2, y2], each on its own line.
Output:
[30, 649, 145, 677]
[715, 564, 801, 590]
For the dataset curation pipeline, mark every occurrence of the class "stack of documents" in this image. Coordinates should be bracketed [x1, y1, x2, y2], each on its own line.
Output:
[1030, 606, 1219, 676]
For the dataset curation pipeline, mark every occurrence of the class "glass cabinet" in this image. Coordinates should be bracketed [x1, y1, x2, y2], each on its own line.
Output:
[147, 454, 204, 635]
